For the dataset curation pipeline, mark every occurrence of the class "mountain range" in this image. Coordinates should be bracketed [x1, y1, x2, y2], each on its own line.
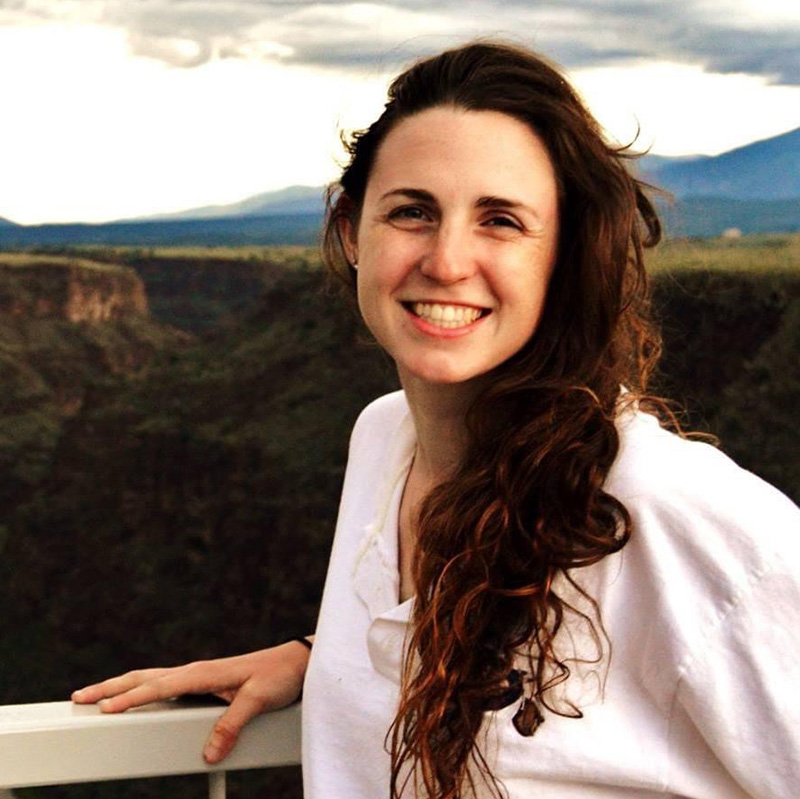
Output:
[1, 126, 798, 245]
[639, 126, 800, 201]
[132, 184, 326, 221]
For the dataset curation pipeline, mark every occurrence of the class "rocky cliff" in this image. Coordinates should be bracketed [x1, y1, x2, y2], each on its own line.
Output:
[32, 247, 311, 332]
[0, 253, 187, 514]
[0, 254, 148, 322]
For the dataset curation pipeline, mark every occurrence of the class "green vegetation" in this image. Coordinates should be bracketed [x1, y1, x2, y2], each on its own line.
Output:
[656, 196, 800, 238]
[0, 236, 797, 799]
[0, 259, 185, 513]
[87, 247, 321, 333]
[651, 232, 800, 274]
[140, 245, 322, 265]
[29, 244, 323, 266]
[0, 252, 130, 273]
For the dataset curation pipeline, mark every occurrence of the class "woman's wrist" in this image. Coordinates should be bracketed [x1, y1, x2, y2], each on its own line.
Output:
[279, 636, 313, 700]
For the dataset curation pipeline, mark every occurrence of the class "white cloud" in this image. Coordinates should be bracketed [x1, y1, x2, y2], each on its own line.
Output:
[572, 61, 800, 155]
[1, 2, 799, 223]
[0, 21, 391, 223]
[127, 31, 212, 68]
[2, 0, 799, 82]
[694, 0, 800, 26]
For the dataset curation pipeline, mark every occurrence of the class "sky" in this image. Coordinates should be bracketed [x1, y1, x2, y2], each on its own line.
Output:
[2, 0, 800, 225]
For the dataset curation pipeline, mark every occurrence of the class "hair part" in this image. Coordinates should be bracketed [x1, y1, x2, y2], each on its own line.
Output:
[323, 40, 663, 799]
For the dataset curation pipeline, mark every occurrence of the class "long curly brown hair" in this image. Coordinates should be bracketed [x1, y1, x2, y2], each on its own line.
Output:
[323, 41, 662, 799]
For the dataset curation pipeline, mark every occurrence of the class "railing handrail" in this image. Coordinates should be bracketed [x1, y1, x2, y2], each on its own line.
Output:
[0, 699, 301, 790]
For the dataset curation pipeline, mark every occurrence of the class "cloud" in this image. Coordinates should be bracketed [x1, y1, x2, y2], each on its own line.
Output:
[679, 26, 800, 85]
[2, 0, 799, 83]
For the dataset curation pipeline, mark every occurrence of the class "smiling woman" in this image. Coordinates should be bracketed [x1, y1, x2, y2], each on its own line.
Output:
[315, 40, 800, 799]
[73, 40, 800, 799]
[342, 106, 559, 387]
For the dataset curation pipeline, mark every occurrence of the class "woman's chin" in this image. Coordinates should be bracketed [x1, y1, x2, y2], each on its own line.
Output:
[397, 360, 493, 390]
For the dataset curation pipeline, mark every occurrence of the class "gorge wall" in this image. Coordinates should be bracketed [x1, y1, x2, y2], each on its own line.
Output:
[0, 256, 148, 323]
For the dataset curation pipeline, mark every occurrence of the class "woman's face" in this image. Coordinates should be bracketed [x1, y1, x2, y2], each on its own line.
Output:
[347, 105, 560, 387]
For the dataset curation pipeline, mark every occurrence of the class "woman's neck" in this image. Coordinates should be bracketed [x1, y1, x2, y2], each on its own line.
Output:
[398, 368, 486, 484]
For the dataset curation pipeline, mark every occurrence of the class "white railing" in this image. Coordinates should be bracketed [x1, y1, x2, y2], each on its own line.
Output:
[0, 699, 301, 798]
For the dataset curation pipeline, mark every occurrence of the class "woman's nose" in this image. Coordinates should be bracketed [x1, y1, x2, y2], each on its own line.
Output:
[419, 225, 477, 284]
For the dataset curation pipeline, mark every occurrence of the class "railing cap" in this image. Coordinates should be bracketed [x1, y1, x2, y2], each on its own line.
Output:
[0, 699, 301, 789]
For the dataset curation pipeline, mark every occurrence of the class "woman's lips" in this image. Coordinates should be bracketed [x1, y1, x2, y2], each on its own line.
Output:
[404, 301, 490, 329]
[401, 301, 490, 337]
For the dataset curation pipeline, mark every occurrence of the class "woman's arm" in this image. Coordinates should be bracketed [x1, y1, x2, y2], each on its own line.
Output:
[71, 638, 313, 764]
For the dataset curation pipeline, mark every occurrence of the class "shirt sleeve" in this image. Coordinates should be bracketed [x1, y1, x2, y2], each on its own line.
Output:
[674, 561, 800, 799]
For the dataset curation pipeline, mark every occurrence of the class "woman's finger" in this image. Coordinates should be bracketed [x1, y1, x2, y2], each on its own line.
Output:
[96, 680, 174, 712]
[71, 669, 169, 704]
[96, 662, 234, 712]
[202, 685, 268, 764]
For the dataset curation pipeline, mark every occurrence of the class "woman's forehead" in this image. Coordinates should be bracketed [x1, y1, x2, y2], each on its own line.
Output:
[366, 106, 558, 212]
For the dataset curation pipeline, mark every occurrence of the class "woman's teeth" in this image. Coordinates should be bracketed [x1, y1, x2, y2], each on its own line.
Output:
[412, 302, 483, 328]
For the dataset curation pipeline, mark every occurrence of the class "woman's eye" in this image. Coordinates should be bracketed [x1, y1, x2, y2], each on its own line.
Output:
[389, 206, 431, 222]
[485, 215, 522, 230]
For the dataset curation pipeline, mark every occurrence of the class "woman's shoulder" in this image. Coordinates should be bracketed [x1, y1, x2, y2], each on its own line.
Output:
[352, 390, 409, 430]
[342, 391, 414, 480]
[600, 411, 800, 788]
[349, 390, 409, 448]
[610, 408, 796, 517]
[607, 406, 800, 589]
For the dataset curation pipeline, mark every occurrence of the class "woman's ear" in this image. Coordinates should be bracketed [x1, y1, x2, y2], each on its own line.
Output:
[337, 215, 358, 269]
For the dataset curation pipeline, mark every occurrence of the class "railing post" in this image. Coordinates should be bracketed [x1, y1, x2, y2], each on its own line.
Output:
[208, 771, 226, 799]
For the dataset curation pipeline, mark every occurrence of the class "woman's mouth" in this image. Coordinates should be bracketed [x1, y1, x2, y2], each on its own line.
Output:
[404, 302, 489, 330]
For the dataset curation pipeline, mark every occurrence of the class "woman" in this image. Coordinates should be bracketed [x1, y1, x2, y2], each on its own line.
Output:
[73, 42, 800, 799]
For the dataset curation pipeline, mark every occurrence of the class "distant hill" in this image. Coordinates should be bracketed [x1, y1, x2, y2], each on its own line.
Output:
[659, 196, 800, 237]
[637, 153, 704, 173]
[0, 212, 323, 249]
[642, 127, 800, 200]
[135, 185, 326, 221]
[2, 127, 798, 246]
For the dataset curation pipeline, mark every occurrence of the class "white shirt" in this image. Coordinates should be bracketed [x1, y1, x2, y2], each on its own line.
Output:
[302, 391, 800, 798]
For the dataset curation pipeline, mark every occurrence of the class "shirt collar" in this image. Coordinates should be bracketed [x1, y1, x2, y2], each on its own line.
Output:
[352, 404, 416, 621]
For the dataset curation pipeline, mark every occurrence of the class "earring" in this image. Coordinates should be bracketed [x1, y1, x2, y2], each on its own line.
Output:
[352, 261, 358, 270]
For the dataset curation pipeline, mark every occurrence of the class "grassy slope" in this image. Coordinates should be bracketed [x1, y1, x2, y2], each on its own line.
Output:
[0, 266, 394, 799]
[0, 253, 131, 273]
[649, 234, 800, 501]
[0, 256, 186, 513]
[650, 233, 800, 274]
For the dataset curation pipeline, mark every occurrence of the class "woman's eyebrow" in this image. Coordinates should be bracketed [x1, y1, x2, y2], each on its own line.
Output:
[379, 187, 436, 203]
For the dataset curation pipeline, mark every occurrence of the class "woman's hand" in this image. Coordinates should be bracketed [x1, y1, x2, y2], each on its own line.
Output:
[71, 641, 311, 764]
